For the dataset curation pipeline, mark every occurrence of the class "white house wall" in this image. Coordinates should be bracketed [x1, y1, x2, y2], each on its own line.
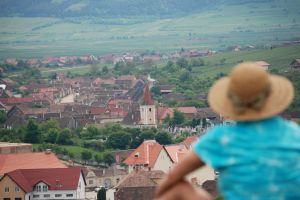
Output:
[153, 149, 173, 173]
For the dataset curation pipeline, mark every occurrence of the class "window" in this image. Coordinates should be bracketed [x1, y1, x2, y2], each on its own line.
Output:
[4, 187, 9, 192]
[15, 187, 20, 192]
[43, 194, 50, 198]
[66, 194, 73, 197]
[4, 198, 10, 200]
[15, 198, 21, 200]
[42, 185, 48, 192]
[89, 180, 93, 185]
[32, 195, 39, 198]
[35, 185, 41, 192]
[149, 108, 152, 112]
[55, 194, 62, 197]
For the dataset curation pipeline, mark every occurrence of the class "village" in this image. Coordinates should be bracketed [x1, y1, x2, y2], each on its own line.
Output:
[0, 43, 300, 199]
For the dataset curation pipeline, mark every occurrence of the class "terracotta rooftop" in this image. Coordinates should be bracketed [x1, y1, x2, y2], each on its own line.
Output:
[124, 140, 163, 167]
[183, 136, 199, 149]
[5, 167, 83, 192]
[115, 170, 165, 188]
[177, 106, 198, 114]
[0, 97, 34, 105]
[0, 152, 66, 175]
[165, 144, 189, 163]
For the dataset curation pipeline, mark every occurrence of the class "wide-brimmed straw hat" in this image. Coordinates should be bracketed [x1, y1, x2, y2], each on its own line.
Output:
[208, 62, 294, 121]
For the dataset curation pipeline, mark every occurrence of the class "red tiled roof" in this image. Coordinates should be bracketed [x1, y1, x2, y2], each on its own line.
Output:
[183, 136, 199, 149]
[164, 144, 188, 163]
[157, 107, 174, 120]
[177, 107, 197, 114]
[0, 152, 66, 175]
[143, 84, 154, 105]
[124, 140, 163, 167]
[6, 168, 82, 192]
[89, 107, 107, 115]
[0, 97, 34, 105]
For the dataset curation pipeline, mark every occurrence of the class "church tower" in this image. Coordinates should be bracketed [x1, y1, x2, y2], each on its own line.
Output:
[140, 84, 157, 127]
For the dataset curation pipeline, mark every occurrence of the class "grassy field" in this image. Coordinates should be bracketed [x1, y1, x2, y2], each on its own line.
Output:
[0, 0, 299, 59]
[195, 44, 300, 80]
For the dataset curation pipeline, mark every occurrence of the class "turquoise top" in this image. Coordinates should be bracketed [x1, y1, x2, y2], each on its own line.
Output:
[193, 117, 300, 200]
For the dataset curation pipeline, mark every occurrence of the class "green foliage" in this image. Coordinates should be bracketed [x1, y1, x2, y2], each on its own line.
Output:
[102, 152, 115, 166]
[151, 85, 161, 97]
[155, 132, 172, 145]
[24, 120, 42, 143]
[0, 110, 7, 124]
[97, 187, 106, 200]
[172, 110, 186, 127]
[81, 150, 93, 164]
[106, 132, 131, 150]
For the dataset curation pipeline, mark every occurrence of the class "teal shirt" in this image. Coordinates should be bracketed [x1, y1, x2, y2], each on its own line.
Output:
[193, 117, 300, 200]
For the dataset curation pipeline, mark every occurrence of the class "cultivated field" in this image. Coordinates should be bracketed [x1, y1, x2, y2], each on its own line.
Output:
[0, 0, 299, 59]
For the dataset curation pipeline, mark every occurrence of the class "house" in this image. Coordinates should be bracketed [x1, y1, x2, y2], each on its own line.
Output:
[85, 166, 128, 190]
[124, 140, 173, 173]
[0, 142, 32, 154]
[183, 136, 199, 150]
[254, 61, 270, 71]
[112, 170, 165, 200]
[0, 168, 85, 200]
[115, 76, 136, 88]
[0, 97, 34, 106]
[290, 59, 300, 70]
[165, 143, 215, 186]
[0, 152, 66, 175]
[177, 106, 198, 119]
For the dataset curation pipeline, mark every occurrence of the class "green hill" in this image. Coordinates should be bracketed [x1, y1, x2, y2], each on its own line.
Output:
[0, 0, 299, 59]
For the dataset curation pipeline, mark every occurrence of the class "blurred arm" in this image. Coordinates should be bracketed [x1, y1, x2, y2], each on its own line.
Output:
[155, 150, 205, 197]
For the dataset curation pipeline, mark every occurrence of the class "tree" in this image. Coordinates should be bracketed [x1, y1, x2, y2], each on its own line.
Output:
[106, 132, 131, 150]
[155, 132, 172, 145]
[24, 120, 41, 143]
[97, 187, 106, 200]
[102, 66, 109, 74]
[46, 128, 59, 144]
[172, 110, 185, 126]
[176, 58, 188, 69]
[94, 154, 103, 166]
[151, 85, 161, 97]
[81, 150, 92, 165]
[179, 70, 191, 82]
[102, 152, 115, 166]
[163, 114, 172, 126]
[57, 128, 72, 145]
[0, 110, 7, 124]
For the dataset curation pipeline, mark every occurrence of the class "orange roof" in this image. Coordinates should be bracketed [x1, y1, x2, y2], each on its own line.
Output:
[157, 107, 174, 120]
[177, 107, 197, 114]
[164, 144, 188, 163]
[124, 140, 163, 167]
[0, 152, 66, 175]
[183, 136, 199, 149]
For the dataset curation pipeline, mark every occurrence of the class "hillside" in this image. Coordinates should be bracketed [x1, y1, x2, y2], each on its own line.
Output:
[0, 0, 299, 59]
[0, 0, 217, 17]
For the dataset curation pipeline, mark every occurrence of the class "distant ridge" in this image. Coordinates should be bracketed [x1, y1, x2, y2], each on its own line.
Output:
[0, 0, 273, 18]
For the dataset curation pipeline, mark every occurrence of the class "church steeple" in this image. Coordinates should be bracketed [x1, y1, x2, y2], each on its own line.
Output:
[143, 84, 154, 105]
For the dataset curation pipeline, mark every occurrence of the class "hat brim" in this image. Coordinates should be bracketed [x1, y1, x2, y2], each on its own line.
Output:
[208, 75, 294, 121]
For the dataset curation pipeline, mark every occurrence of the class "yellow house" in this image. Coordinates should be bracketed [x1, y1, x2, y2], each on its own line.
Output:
[0, 175, 26, 200]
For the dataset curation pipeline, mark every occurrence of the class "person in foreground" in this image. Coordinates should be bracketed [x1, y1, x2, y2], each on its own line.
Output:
[155, 62, 300, 200]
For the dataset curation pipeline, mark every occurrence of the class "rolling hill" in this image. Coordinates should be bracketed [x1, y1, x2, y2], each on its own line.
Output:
[0, 0, 299, 59]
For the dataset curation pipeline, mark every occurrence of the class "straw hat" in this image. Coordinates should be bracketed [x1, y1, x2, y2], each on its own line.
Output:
[208, 62, 294, 121]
